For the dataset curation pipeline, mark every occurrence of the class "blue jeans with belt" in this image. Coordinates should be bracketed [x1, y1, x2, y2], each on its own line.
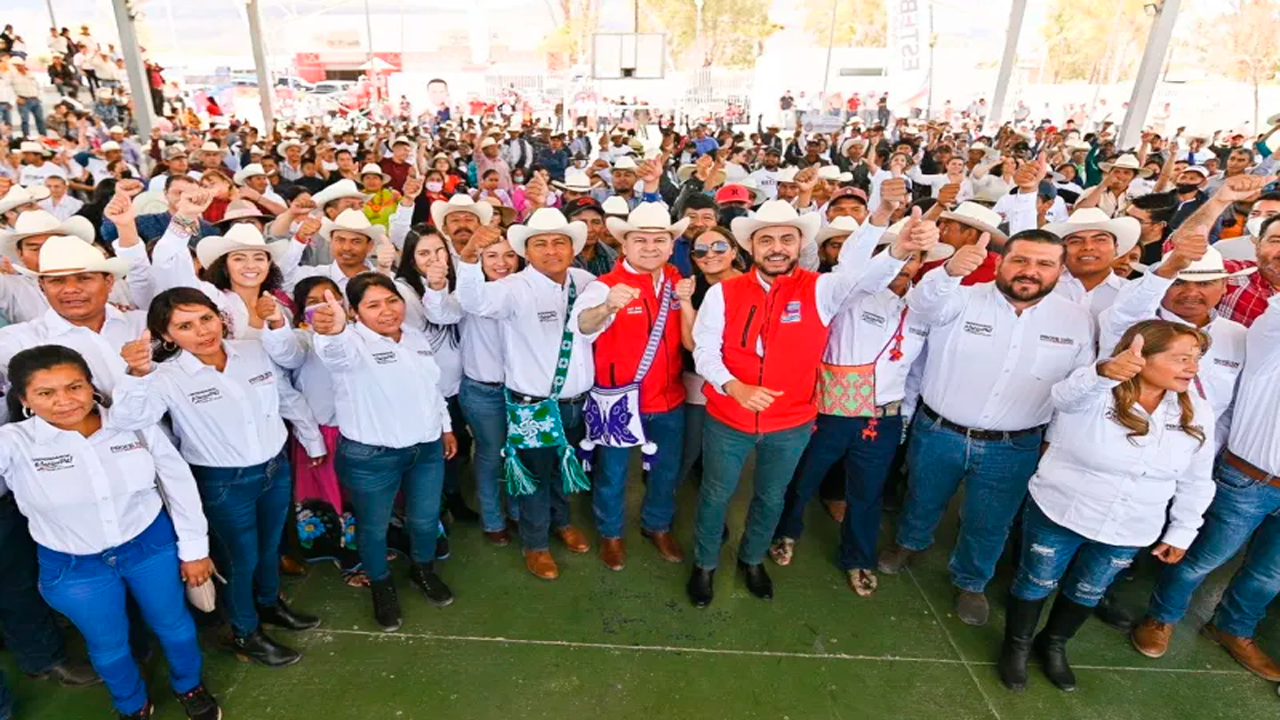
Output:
[515, 399, 584, 551]
[36, 512, 201, 715]
[190, 449, 292, 638]
[1011, 501, 1141, 606]
[592, 406, 686, 537]
[337, 437, 445, 582]
[459, 377, 515, 532]
[1149, 458, 1280, 637]
[896, 409, 1043, 593]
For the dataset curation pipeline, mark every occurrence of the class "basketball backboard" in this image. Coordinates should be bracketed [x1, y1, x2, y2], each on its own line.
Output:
[592, 33, 665, 80]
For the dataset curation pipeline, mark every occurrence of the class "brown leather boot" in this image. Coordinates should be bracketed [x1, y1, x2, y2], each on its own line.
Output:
[279, 555, 307, 577]
[483, 529, 511, 547]
[600, 538, 626, 571]
[523, 550, 559, 580]
[1202, 624, 1280, 681]
[822, 498, 848, 523]
[554, 525, 590, 554]
[1130, 617, 1174, 659]
[641, 530, 685, 563]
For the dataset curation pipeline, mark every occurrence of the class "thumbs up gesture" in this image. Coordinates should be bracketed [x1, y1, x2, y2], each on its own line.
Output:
[121, 330, 154, 377]
[944, 232, 992, 278]
[891, 206, 940, 259]
[310, 290, 348, 335]
[1098, 333, 1147, 383]
[255, 293, 285, 330]
[674, 277, 695, 303]
[424, 259, 449, 291]
[375, 239, 397, 272]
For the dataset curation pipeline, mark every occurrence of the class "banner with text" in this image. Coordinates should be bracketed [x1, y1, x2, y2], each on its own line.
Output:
[889, 0, 933, 113]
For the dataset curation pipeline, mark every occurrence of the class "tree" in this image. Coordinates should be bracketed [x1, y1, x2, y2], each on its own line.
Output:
[639, 0, 778, 68]
[1194, 0, 1280, 133]
[1038, 0, 1150, 84]
[540, 0, 601, 67]
[802, 0, 886, 48]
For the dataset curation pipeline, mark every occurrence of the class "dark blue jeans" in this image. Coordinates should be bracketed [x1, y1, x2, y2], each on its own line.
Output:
[459, 377, 515, 532]
[1149, 459, 1280, 637]
[37, 512, 201, 715]
[775, 413, 903, 570]
[592, 406, 686, 537]
[0, 495, 67, 720]
[515, 399, 584, 551]
[694, 417, 812, 569]
[896, 410, 1043, 593]
[337, 437, 445, 581]
[443, 394, 473, 498]
[190, 449, 292, 638]
[1011, 501, 1140, 607]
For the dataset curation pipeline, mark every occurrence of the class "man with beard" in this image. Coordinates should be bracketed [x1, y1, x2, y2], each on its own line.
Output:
[686, 198, 934, 607]
[430, 194, 495, 260]
[878, 227, 1095, 627]
[565, 197, 617, 277]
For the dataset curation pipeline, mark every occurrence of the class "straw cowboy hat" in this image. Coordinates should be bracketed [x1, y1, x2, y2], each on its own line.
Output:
[676, 163, 726, 186]
[815, 216, 860, 245]
[195, 223, 290, 269]
[729, 200, 822, 249]
[552, 169, 602, 193]
[217, 200, 271, 228]
[358, 163, 391, 183]
[606, 202, 690, 244]
[878, 217, 955, 263]
[507, 208, 587, 258]
[612, 156, 639, 171]
[1044, 208, 1141, 255]
[276, 139, 304, 155]
[311, 179, 367, 210]
[23, 236, 129, 277]
[233, 163, 268, 186]
[0, 185, 51, 215]
[601, 196, 631, 218]
[0, 211, 94, 263]
[939, 202, 1009, 245]
[319, 209, 387, 244]
[967, 142, 997, 159]
[1168, 245, 1256, 282]
[18, 141, 45, 155]
[777, 167, 802, 184]
[199, 141, 221, 153]
[1064, 139, 1091, 153]
[1098, 153, 1154, 178]
[479, 137, 498, 150]
[430, 194, 495, 231]
[817, 165, 853, 183]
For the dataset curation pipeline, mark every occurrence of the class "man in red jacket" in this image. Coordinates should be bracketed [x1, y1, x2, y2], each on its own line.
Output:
[686, 196, 939, 607]
[573, 203, 691, 570]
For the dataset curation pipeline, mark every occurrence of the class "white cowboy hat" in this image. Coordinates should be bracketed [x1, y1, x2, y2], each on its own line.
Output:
[817, 165, 853, 183]
[276, 139, 303, 155]
[23, 236, 129, 277]
[358, 163, 392, 183]
[131, 190, 169, 216]
[195, 223, 290, 268]
[675, 163, 726, 186]
[777, 167, 801, 184]
[1213, 235, 1257, 262]
[0, 186, 49, 215]
[612, 156, 639, 171]
[1064, 139, 1091, 153]
[1098, 153, 1154, 178]
[815, 216, 860, 244]
[18, 141, 44, 154]
[507, 208, 587, 258]
[0, 211, 94, 262]
[232, 163, 267, 186]
[108, 125, 125, 135]
[1169, 245, 1256, 282]
[1044, 208, 1141, 256]
[319, 209, 387, 244]
[939, 202, 1009, 245]
[552, 169, 601, 193]
[199, 141, 221, 153]
[391, 135, 413, 147]
[311, 179, 367, 209]
[479, 137, 498, 149]
[430, 194, 495, 231]
[967, 142, 997, 159]
[100, 141, 121, 152]
[600, 196, 631, 217]
[729, 200, 822, 249]
[605, 202, 690, 244]
[878, 217, 955, 262]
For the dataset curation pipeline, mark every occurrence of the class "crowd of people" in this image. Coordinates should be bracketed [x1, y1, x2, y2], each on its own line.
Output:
[4, 17, 1280, 720]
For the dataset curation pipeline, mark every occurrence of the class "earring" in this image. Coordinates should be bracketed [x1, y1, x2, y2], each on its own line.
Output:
[92, 391, 105, 406]
[161, 340, 178, 352]
[21, 406, 33, 419]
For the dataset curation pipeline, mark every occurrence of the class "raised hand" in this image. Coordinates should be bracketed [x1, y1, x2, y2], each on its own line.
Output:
[288, 194, 317, 216]
[1015, 151, 1049, 192]
[402, 175, 423, 202]
[424, 260, 449, 290]
[794, 166, 819, 193]
[1215, 174, 1276, 203]
[310, 290, 347, 335]
[891, 206, 939, 258]
[103, 192, 136, 226]
[375, 240, 397, 272]
[1098, 334, 1146, 383]
[638, 152, 666, 186]
[937, 182, 961, 210]
[605, 284, 642, 313]
[296, 216, 322, 241]
[524, 174, 548, 209]
[116, 178, 144, 197]
[944, 232, 991, 278]
[121, 330, 154, 377]
[1158, 229, 1209, 276]
[255, 294, 285, 330]
[692, 153, 715, 184]
[175, 189, 212, 220]
[878, 177, 909, 213]
[674, 277, 695, 303]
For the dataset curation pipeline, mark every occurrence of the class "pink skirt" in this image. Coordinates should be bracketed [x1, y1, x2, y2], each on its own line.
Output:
[291, 425, 343, 514]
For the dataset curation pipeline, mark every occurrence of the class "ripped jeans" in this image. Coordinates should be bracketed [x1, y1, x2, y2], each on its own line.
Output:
[1011, 500, 1141, 607]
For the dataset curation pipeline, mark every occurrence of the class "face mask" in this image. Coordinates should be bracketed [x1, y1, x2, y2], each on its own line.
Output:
[1175, 183, 1201, 195]
[425, 180, 443, 193]
[1247, 215, 1266, 237]
[574, 160, 587, 169]
[512, 176, 525, 185]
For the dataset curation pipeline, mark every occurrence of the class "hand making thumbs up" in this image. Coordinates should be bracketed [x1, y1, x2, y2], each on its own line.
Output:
[1098, 333, 1147, 383]
[310, 290, 348, 335]
[121, 330, 154, 377]
[944, 232, 992, 278]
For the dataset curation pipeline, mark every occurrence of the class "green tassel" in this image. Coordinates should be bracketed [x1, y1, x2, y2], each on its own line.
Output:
[560, 446, 591, 494]
[503, 450, 538, 497]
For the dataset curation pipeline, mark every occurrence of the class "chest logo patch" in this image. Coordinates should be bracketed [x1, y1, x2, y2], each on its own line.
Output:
[780, 301, 802, 324]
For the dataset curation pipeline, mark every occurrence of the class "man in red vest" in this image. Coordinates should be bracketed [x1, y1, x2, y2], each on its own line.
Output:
[572, 203, 691, 570]
[686, 195, 940, 607]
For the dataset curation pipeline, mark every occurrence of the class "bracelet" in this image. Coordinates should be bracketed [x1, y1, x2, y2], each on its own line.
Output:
[171, 215, 199, 235]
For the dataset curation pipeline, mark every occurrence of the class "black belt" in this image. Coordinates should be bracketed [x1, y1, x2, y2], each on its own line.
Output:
[467, 377, 503, 387]
[510, 392, 587, 405]
[920, 404, 1043, 441]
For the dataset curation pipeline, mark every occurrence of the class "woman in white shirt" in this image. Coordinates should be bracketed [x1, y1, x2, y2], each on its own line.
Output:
[311, 273, 458, 633]
[0, 345, 221, 720]
[113, 287, 326, 669]
[998, 319, 1217, 694]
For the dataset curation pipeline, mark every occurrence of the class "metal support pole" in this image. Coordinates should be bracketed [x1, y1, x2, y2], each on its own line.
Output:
[989, 0, 1027, 129]
[1118, 0, 1180, 150]
[45, 0, 58, 29]
[926, 3, 935, 120]
[110, 0, 154, 139]
[246, 0, 274, 131]
[820, 0, 837, 99]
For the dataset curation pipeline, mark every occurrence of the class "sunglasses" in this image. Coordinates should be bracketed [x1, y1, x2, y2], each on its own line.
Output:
[692, 240, 731, 258]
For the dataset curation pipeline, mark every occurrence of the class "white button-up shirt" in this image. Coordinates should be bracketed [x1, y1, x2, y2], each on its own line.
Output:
[395, 279, 463, 398]
[455, 261, 597, 398]
[38, 195, 84, 222]
[111, 341, 325, 467]
[1031, 365, 1217, 549]
[0, 272, 52, 326]
[907, 268, 1096, 431]
[280, 236, 376, 295]
[1227, 295, 1280, 475]
[425, 288, 505, 385]
[0, 410, 209, 561]
[824, 287, 929, 406]
[1052, 270, 1128, 319]
[313, 323, 451, 448]
[260, 326, 337, 426]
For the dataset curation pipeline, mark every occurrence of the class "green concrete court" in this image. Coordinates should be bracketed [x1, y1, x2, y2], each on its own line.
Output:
[5, 468, 1278, 719]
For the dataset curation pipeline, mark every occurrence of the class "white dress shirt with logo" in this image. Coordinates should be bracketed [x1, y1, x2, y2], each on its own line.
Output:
[1226, 295, 1280, 476]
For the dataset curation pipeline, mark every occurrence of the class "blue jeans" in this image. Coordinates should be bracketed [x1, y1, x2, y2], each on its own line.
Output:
[693, 417, 811, 569]
[1011, 501, 1140, 606]
[443, 394, 472, 498]
[1149, 459, 1280, 637]
[896, 410, 1043, 593]
[515, 399, 584, 551]
[190, 449, 292, 637]
[775, 413, 903, 570]
[0, 496, 67, 720]
[337, 437, 445, 582]
[460, 377, 516, 532]
[0, 103, 11, 129]
[679, 404, 707, 484]
[16, 98, 45, 137]
[37, 512, 201, 715]
[592, 407, 686, 537]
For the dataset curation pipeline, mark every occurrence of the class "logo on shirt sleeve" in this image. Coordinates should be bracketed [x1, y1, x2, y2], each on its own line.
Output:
[780, 301, 802, 324]
[32, 454, 75, 472]
[963, 321, 992, 337]
[187, 388, 223, 405]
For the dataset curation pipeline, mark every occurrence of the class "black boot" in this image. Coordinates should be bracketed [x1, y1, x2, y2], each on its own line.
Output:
[738, 560, 774, 600]
[258, 596, 321, 631]
[1034, 595, 1093, 692]
[232, 628, 301, 668]
[1093, 588, 1136, 631]
[371, 579, 402, 632]
[409, 562, 454, 607]
[997, 595, 1045, 692]
[687, 566, 715, 608]
[445, 493, 480, 523]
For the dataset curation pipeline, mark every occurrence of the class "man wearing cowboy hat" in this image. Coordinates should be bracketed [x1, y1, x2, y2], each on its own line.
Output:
[378, 136, 414, 193]
[570, 203, 690, 570]
[686, 198, 934, 607]
[146, 145, 200, 193]
[918, 201, 1008, 286]
[0, 185, 49, 229]
[16, 142, 56, 188]
[1078, 153, 1152, 219]
[455, 209, 597, 580]
[430, 193, 496, 259]
[564, 197, 618, 278]
[292, 178, 376, 265]
[231, 163, 287, 216]
[280, 208, 389, 295]
[552, 168, 601, 204]
[277, 139, 306, 182]
[475, 137, 513, 191]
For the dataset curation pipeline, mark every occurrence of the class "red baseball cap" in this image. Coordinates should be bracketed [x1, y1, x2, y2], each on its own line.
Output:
[714, 184, 753, 205]
[829, 187, 868, 205]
